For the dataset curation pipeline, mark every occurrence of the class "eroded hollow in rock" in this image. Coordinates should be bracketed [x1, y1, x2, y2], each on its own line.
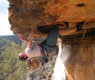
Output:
[37, 25, 55, 34]
[37, 24, 66, 34]
[76, 3, 85, 7]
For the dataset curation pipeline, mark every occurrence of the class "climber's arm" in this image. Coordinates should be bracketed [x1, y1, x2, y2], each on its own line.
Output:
[28, 29, 34, 49]
[18, 35, 28, 45]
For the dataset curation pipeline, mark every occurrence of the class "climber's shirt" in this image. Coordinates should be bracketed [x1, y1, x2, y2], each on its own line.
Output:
[25, 44, 42, 58]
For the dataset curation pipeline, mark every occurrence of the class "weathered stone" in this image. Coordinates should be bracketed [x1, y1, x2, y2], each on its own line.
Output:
[66, 34, 95, 80]
[8, 0, 95, 39]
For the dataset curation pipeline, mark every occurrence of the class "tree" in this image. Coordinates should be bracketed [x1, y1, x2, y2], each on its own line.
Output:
[0, 41, 28, 80]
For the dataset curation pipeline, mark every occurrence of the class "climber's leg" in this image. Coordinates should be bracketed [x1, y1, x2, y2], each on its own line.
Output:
[42, 27, 61, 51]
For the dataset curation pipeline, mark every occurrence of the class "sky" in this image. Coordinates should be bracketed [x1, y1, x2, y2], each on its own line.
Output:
[0, 0, 13, 36]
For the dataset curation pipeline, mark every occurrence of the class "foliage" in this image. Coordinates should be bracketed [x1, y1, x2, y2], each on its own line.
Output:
[0, 39, 28, 80]
[0, 39, 12, 53]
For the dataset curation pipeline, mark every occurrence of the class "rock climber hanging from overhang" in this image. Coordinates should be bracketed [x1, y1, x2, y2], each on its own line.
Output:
[18, 25, 62, 64]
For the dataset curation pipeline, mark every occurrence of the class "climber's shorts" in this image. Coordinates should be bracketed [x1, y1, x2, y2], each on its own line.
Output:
[41, 27, 60, 52]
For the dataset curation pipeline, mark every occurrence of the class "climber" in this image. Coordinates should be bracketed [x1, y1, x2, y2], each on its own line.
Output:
[18, 26, 62, 62]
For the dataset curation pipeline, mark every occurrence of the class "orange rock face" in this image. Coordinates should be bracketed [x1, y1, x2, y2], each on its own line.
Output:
[66, 35, 95, 80]
[8, 0, 95, 38]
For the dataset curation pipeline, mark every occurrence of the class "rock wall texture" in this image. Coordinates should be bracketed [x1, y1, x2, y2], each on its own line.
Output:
[66, 32, 95, 80]
[8, 0, 95, 39]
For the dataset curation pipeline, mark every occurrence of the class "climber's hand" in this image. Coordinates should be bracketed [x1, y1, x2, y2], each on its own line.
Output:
[57, 37, 62, 46]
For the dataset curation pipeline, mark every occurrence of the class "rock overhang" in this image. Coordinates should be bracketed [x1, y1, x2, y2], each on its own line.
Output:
[8, 0, 95, 40]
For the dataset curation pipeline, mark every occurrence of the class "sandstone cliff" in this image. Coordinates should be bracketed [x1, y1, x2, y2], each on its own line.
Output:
[8, 0, 95, 39]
